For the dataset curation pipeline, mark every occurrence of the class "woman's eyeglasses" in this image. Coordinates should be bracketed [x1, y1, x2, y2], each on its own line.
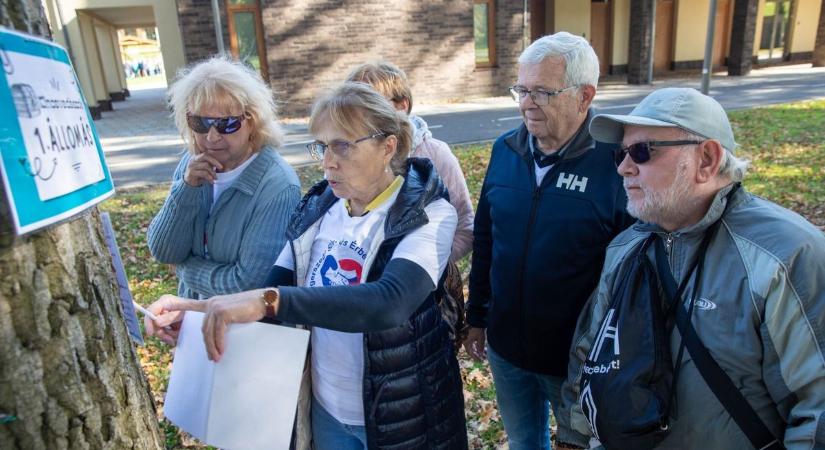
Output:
[186, 114, 246, 135]
[306, 133, 387, 161]
[614, 140, 703, 166]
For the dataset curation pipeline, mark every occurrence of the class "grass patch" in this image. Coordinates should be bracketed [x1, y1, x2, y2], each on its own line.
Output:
[730, 100, 825, 222]
[100, 99, 824, 449]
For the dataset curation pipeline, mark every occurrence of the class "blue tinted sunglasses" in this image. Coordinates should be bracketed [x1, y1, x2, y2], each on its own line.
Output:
[186, 114, 246, 134]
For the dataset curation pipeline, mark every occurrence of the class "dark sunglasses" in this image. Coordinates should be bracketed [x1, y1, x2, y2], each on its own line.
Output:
[186, 114, 246, 134]
[614, 140, 703, 166]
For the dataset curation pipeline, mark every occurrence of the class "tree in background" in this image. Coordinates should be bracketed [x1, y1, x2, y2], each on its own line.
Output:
[0, 1, 163, 448]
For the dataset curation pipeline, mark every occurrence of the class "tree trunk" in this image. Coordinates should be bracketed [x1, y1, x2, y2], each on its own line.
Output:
[814, 0, 825, 67]
[0, 1, 164, 449]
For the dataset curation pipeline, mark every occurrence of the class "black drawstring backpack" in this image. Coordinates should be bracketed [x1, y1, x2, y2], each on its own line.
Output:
[579, 184, 783, 450]
[579, 234, 673, 449]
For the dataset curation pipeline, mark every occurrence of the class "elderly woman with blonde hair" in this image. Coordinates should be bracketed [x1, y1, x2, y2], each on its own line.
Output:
[147, 56, 300, 302]
[145, 82, 468, 449]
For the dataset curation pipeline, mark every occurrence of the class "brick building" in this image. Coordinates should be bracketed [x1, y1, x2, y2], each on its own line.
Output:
[176, 0, 527, 116]
[46, 0, 825, 118]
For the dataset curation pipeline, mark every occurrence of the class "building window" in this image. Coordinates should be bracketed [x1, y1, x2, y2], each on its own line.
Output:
[225, 0, 269, 80]
[474, 0, 496, 67]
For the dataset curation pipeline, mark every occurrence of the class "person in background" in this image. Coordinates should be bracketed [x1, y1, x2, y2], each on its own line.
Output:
[147, 56, 300, 301]
[465, 32, 634, 450]
[346, 61, 474, 262]
[145, 82, 468, 450]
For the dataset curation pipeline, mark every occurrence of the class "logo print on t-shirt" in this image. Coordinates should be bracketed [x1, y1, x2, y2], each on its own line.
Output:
[320, 255, 363, 286]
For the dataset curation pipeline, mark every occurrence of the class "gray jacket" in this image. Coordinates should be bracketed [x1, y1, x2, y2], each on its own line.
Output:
[561, 184, 825, 449]
[147, 146, 300, 299]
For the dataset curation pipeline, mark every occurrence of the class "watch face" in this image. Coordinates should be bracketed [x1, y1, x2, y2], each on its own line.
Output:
[263, 289, 278, 305]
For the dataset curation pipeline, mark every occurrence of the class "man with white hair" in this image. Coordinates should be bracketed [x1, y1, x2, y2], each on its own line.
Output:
[465, 32, 633, 450]
[560, 87, 825, 449]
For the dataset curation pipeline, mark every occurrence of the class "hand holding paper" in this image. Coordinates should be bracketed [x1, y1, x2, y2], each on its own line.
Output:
[144, 294, 204, 345]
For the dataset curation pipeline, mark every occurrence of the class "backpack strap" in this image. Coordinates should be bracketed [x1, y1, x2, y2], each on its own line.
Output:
[653, 187, 784, 450]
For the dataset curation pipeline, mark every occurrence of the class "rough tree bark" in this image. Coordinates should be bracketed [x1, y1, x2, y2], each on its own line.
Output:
[0, 1, 164, 449]
[814, 0, 825, 66]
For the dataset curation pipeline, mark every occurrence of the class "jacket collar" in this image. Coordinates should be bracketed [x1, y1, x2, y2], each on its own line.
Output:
[224, 146, 277, 196]
[286, 157, 447, 240]
[504, 107, 596, 162]
[385, 157, 447, 239]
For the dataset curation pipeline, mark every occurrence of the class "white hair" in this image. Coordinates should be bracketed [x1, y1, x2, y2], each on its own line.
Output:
[518, 31, 600, 88]
[718, 150, 750, 182]
[168, 55, 284, 153]
[681, 131, 749, 182]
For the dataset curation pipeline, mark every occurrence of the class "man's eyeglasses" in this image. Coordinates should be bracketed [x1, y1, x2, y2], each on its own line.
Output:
[509, 85, 576, 106]
[307, 132, 388, 161]
[186, 114, 246, 135]
[614, 140, 703, 166]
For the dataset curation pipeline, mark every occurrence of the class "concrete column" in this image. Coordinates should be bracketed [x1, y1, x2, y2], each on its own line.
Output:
[77, 12, 111, 111]
[815, 0, 825, 66]
[109, 27, 129, 96]
[153, 0, 186, 85]
[728, 0, 759, 75]
[93, 21, 123, 100]
[42, 0, 101, 118]
[628, 0, 654, 84]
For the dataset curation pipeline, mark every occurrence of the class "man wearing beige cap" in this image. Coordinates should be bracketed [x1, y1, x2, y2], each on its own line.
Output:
[558, 87, 825, 449]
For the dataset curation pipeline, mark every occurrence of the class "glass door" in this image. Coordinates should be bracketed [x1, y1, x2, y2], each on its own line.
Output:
[226, 0, 269, 80]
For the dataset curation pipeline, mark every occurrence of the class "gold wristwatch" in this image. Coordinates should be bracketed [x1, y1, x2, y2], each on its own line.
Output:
[261, 288, 279, 317]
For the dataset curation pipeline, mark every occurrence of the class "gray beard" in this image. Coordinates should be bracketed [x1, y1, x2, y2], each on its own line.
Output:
[625, 160, 696, 228]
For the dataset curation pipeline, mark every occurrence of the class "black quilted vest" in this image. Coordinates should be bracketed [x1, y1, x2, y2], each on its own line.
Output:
[285, 158, 468, 450]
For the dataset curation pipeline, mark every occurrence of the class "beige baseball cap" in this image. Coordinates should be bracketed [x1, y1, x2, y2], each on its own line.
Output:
[589, 87, 737, 152]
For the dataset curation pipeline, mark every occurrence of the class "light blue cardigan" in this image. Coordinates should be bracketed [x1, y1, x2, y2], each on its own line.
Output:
[147, 146, 301, 299]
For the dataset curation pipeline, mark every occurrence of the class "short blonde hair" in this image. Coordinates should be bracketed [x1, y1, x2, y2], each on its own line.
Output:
[309, 82, 412, 175]
[346, 61, 413, 114]
[167, 56, 283, 153]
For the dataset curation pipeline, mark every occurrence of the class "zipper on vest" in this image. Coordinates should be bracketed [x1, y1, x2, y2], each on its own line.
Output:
[515, 162, 557, 363]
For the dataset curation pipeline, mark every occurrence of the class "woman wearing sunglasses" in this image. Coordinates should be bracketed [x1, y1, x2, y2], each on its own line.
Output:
[147, 56, 300, 303]
[145, 82, 468, 449]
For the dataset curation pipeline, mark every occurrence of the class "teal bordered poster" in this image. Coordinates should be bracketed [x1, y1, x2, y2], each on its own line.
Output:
[0, 27, 114, 235]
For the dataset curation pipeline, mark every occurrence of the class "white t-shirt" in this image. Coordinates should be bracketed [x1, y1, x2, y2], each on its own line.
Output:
[274, 189, 456, 425]
[211, 153, 258, 212]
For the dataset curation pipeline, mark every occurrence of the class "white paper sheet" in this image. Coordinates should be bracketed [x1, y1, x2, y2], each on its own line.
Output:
[164, 312, 309, 450]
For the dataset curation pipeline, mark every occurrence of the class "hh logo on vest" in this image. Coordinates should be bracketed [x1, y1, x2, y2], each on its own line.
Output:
[556, 172, 588, 193]
[580, 308, 620, 440]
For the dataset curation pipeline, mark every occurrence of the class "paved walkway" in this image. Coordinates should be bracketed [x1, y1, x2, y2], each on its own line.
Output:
[98, 64, 825, 188]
